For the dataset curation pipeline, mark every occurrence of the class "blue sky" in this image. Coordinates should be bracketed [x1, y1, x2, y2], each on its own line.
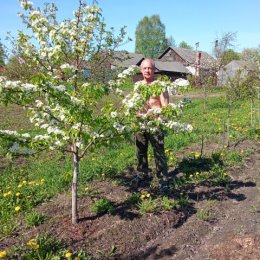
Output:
[1, 0, 260, 56]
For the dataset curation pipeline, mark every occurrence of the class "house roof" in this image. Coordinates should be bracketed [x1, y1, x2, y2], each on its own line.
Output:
[158, 46, 216, 67]
[112, 51, 144, 68]
[154, 60, 190, 74]
[225, 60, 257, 71]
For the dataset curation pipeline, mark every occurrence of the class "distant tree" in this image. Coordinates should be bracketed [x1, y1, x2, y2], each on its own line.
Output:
[240, 46, 260, 66]
[135, 15, 168, 58]
[221, 49, 241, 65]
[167, 36, 176, 47]
[179, 41, 193, 50]
[213, 32, 237, 60]
[213, 31, 237, 72]
[3, 55, 39, 80]
[0, 39, 6, 66]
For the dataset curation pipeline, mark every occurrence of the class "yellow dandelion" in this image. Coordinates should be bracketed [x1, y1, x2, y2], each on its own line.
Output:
[7, 191, 12, 195]
[65, 252, 72, 258]
[28, 181, 35, 185]
[140, 194, 146, 199]
[85, 187, 89, 191]
[22, 180, 27, 184]
[146, 193, 151, 198]
[101, 173, 105, 176]
[195, 172, 200, 176]
[27, 239, 39, 250]
[189, 174, 193, 178]
[0, 251, 7, 258]
[16, 192, 21, 197]
[41, 179, 45, 182]
[15, 206, 21, 212]
[18, 184, 23, 188]
[194, 152, 200, 159]
[3, 193, 8, 197]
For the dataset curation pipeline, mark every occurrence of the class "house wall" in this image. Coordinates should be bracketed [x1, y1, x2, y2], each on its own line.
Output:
[159, 49, 186, 64]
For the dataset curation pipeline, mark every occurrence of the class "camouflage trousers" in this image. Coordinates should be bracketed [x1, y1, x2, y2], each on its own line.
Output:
[135, 130, 168, 184]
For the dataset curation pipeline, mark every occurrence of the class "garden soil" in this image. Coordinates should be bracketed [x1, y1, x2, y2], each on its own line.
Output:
[2, 140, 260, 260]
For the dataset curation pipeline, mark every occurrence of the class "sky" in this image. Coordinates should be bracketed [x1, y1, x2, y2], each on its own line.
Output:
[1, 0, 260, 56]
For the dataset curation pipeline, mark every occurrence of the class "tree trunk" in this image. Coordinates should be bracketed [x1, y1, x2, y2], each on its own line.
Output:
[72, 152, 79, 224]
[227, 101, 231, 147]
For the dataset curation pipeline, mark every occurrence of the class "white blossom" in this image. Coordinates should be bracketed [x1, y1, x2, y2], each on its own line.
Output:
[117, 65, 139, 79]
[20, 0, 33, 10]
[60, 63, 77, 70]
[21, 133, 31, 138]
[0, 130, 19, 136]
[110, 111, 117, 118]
[53, 85, 66, 92]
[175, 78, 190, 87]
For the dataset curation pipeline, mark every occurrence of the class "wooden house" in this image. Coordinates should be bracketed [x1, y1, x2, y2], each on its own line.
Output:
[217, 60, 258, 86]
[158, 46, 216, 73]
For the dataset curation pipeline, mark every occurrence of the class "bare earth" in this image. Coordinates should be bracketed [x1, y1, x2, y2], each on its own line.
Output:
[2, 140, 260, 260]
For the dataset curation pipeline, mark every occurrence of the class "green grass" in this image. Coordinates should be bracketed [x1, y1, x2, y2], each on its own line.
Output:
[8, 233, 92, 260]
[0, 104, 32, 130]
[25, 211, 46, 227]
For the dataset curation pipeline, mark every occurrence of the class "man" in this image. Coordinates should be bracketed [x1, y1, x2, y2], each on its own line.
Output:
[135, 58, 169, 194]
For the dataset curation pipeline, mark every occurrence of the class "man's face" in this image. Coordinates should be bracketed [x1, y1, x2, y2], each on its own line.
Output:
[141, 60, 155, 81]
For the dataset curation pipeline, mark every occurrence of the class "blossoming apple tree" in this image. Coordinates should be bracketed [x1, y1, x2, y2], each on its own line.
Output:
[0, 0, 192, 224]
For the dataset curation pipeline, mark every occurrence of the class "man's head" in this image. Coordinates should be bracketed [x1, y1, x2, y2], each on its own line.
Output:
[140, 58, 155, 83]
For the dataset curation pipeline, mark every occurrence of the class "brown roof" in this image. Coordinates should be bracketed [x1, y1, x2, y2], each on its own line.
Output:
[227, 60, 258, 71]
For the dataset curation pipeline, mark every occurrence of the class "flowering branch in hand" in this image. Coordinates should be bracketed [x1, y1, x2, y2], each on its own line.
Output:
[116, 74, 192, 134]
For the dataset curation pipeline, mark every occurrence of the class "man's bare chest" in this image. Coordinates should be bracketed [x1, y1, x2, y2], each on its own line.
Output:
[147, 96, 161, 108]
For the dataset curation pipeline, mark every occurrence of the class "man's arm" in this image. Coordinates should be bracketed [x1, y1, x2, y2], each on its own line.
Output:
[160, 91, 169, 107]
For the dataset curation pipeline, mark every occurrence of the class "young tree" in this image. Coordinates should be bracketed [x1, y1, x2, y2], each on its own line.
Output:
[0, 1, 192, 225]
[0, 0, 130, 225]
[240, 46, 260, 66]
[135, 15, 168, 58]
[213, 32, 237, 67]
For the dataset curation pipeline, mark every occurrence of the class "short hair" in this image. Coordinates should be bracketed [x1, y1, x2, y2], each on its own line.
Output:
[140, 58, 155, 69]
